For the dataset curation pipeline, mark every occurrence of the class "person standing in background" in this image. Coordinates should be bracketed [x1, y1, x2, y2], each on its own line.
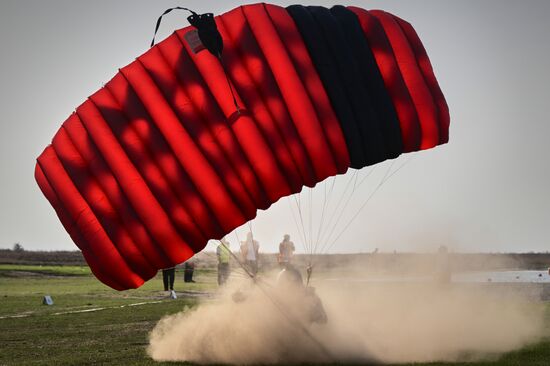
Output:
[162, 267, 175, 291]
[240, 232, 259, 275]
[183, 260, 195, 283]
[435, 245, 451, 284]
[217, 238, 231, 285]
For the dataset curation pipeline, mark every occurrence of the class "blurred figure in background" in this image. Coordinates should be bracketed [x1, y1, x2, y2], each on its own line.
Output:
[435, 245, 451, 284]
[240, 232, 259, 275]
[162, 267, 175, 291]
[217, 238, 231, 285]
[184, 260, 195, 283]
[278, 234, 295, 267]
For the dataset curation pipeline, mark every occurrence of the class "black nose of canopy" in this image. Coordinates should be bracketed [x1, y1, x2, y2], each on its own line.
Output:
[187, 12, 224, 57]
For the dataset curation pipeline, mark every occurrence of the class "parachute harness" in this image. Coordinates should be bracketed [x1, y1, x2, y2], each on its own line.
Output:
[150, 7, 242, 116]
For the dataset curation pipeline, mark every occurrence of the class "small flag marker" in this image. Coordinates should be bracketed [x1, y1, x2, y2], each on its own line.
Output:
[43, 295, 53, 305]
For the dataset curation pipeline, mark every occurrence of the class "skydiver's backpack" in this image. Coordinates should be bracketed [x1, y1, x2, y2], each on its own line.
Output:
[305, 287, 327, 324]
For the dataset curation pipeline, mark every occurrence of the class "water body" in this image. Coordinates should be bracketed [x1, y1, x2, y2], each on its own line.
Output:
[325, 270, 550, 284]
[453, 270, 550, 283]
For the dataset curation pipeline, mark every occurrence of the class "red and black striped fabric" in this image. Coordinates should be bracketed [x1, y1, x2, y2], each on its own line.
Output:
[35, 3, 449, 290]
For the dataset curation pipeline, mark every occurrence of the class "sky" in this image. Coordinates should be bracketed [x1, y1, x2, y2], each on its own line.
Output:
[0, 0, 549, 254]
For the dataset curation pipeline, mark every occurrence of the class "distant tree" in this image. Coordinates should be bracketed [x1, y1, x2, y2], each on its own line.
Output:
[12, 243, 24, 252]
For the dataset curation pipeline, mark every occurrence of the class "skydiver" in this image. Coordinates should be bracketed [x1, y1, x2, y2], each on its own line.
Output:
[276, 262, 304, 289]
[276, 262, 328, 324]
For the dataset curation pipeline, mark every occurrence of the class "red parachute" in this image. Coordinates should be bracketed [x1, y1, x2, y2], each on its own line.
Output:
[35, 3, 449, 290]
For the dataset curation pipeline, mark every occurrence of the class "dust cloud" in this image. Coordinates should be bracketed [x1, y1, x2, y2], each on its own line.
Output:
[148, 266, 546, 364]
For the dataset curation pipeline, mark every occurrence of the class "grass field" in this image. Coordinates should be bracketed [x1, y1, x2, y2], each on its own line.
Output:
[0, 265, 549, 366]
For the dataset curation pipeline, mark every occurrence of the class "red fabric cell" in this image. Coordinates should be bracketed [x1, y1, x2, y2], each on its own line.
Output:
[370, 10, 440, 150]
[102, 73, 224, 239]
[73, 98, 195, 265]
[52, 126, 157, 280]
[155, 34, 270, 210]
[173, 28, 292, 202]
[137, 47, 257, 220]
[82, 91, 206, 253]
[118, 61, 246, 232]
[35, 163, 126, 290]
[392, 16, 450, 144]
[218, 7, 312, 190]
[349, 6, 422, 152]
[37, 146, 143, 289]
[61, 105, 171, 270]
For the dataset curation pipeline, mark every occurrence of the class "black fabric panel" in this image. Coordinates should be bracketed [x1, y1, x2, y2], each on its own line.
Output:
[286, 5, 367, 169]
[306, 6, 386, 166]
[330, 6, 403, 159]
[287, 5, 407, 168]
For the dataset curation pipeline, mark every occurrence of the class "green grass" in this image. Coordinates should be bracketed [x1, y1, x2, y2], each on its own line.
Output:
[0, 264, 91, 276]
[0, 266, 215, 366]
[0, 265, 549, 365]
[0, 266, 216, 317]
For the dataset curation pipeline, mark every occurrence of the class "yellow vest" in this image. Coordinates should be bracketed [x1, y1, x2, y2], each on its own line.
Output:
[217, 244, 230, 264]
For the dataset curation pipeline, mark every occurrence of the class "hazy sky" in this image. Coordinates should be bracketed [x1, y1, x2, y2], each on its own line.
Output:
[1, 0, 549, 254]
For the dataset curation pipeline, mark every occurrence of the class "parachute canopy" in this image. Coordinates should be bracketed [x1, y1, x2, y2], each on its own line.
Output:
[35, 3, 449, 290]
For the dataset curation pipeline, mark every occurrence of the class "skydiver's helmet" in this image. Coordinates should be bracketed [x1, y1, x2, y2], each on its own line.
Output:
[276, 264, 304, 290]
[283, 234, 290, 241]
